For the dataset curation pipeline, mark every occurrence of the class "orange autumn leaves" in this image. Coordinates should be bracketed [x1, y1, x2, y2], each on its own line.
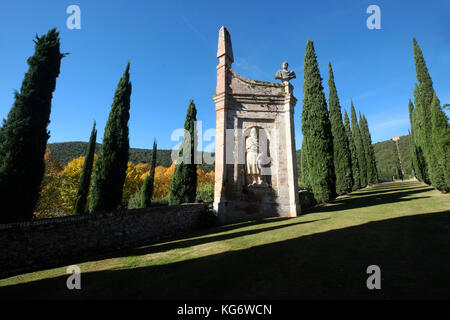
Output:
[34, 148, 214, 219]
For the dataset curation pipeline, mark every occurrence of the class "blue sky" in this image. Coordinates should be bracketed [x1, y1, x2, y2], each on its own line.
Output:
[0, 0, 449, 151]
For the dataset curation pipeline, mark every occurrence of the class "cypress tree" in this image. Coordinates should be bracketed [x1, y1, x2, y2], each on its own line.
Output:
[328, 63, 353, 194]
[359, 112, 370, 184]
[73, 122, 97, 214]
[0, 29, 64, 223]
[413, 38, 435, 184]
[412, 86, 429, 183]
[300, 137, 311, 190]
[351, 102, 367, 187]
[168, 100, 198, 205]
[361, 115, 378, 184]
[344, 111, 360, 190]
[430, 94, 449, 191]
[301, 40, 336, 203]
[141, 139, 157, 208]
[408, 100, 425, 181]
[89, 63, 132, 212]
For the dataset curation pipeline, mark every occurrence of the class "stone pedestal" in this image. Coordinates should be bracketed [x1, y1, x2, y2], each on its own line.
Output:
[213, 27, 300, 224]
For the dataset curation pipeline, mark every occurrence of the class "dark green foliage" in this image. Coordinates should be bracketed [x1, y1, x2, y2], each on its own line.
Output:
[296, 149, 302, 183]
[73, 122, 97, 214]
[408, 100, 426, 181]
[141, 139, 157, 208]
[344, 111, 360, 190]
[89, 63, 132, 212]
[47, 142, 214, 172]
[301, 40, 336, 203]
[360, 114, 378, 184]
[169, 100, 198, 205]
[429, 94, 449, 191]
[328, 63, 353, 194]
[351, 102, 367, 187]
[412, 39, 434, 184]
[411, 38, 448, 191]
[300, 138, 311, 190]
[196, 182, 214, 203]
[0, 28, 64, 223]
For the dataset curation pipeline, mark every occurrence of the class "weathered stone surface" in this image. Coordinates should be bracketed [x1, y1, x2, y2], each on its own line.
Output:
[0, 204, 210, 278]
[213, 27, 300, 224]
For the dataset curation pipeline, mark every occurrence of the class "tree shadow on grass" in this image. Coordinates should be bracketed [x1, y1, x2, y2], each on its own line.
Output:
[0, 217, 326, 279]
[347, 183, 432, 198]
[304, 184, 434, 215]
[106, 217, 328, 259]
[1, 211, 449, 300]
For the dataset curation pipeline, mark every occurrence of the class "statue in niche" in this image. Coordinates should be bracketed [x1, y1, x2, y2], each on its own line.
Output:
[274, 61, 296, 82]
[245, 127, 269, 187]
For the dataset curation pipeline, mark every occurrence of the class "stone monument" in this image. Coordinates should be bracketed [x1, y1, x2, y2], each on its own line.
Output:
[213, 26, 300, 224]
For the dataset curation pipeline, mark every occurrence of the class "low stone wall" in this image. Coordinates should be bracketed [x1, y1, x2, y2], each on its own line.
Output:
[0, 203, 210, 278]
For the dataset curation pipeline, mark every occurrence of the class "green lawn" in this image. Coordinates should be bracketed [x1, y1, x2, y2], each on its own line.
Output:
[1, 181, 449, 299]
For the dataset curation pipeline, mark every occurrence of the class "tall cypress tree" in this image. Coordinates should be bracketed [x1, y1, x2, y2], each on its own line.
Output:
[429, 94, 449, 191]
[359, 112, 370, 184]
[89, 63, 132, 212]
[0, 29, 64, 223]
[328, 63, 353, 194]
[351, 102, 367, 187]
[344, 110, 360, 190]
[301, 40, 336, 203]
[141, 139, 157, 208]
[361, 115, 378, 184]
[169, 100, 198, 205]
[73, 121, 97, 214]
[413, 38, 435, 185]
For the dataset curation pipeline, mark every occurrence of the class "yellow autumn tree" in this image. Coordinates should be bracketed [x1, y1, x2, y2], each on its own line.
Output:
[59, 154, 98, 213]
[122, 162, 149, 204]
[197, 167, 215, 186]
[34, 148, 64, 219]
[151, 162, 176, 199]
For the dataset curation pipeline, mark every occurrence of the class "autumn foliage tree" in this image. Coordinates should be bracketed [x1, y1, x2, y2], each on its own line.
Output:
[34, 148, 64, 219]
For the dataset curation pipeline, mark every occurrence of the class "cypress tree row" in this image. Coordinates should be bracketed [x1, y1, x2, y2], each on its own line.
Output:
[344, 111, 360, 190]
[328, 63, 353, 194]
[361, 115, 378, 184]
[0, 28, 64, 223]
[89, 62, 132, 212]
[141, 139, 157, 208]
[351, 102, 367, 188]
[169, 100, 198, 205]
[301, 40, 336, 203]
[73, 121, 97, 214]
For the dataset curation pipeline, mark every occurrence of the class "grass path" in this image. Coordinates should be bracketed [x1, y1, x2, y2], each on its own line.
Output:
[1, 181, 449, 299]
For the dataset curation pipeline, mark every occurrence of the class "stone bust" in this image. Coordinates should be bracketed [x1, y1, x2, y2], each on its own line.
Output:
[274, 62, 296, 82]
